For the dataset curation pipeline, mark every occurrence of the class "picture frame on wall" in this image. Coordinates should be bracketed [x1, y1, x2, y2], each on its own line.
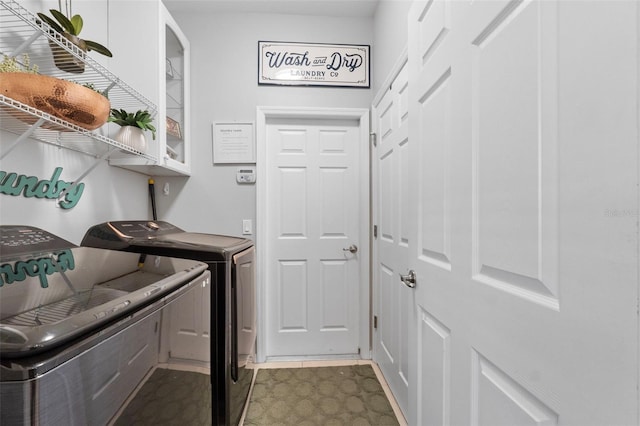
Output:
[166, 117, 182, 139]
[212, 122, 255, 164]
[258, 41, 370, 88]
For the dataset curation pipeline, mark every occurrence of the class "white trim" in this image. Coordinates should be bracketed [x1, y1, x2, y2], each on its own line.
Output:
[636, 2, 640, 419]
[256, 106, 371, 362]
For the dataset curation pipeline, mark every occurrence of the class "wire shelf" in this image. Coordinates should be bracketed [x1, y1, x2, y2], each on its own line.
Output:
[0, 0, 158, 164]
[0, 95, 156, 161]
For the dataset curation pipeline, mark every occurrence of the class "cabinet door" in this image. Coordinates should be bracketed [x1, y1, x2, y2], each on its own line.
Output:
[160, 5, 191, 175]
[107, 2, 191, 176]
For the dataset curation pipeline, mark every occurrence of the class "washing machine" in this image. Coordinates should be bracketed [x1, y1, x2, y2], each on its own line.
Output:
[0, 225, 210, 425]
[81, 220, 256, 426]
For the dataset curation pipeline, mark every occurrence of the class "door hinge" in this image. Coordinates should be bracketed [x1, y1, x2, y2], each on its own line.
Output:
[155, 321, 159, 333]
[374, 315, 378, 329]
[373, 225, 378, 238]
[370, 132, 377, 147]
[358, 347, 361, 355]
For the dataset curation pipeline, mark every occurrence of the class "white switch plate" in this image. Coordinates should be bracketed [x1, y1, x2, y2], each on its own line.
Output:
[242, 219, 252, 235]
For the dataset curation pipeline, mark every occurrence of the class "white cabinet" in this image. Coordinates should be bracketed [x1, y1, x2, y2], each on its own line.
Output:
[162, 11, 190, 175]
[108, 3, 191, 176]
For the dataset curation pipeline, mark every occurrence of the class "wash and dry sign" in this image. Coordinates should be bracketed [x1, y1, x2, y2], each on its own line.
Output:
[258, 41, 370, 88]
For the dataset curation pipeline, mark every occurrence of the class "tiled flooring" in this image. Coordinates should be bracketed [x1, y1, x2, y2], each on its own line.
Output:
[113, 359, 408, 426]
[240, 360, 408, 426]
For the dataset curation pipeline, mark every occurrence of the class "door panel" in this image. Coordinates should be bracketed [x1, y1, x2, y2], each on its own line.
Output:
[372, 61, 410, 416]
[408, 0, 638, 425]
[471, 0, 559, 305]
[471, 350, 558, 426]
[265, 118, 361, 357]
[279, 260, 307, 330]
[417, 68, 452, 270]
[168, 278, 210, 362]
[417, 307, 451, 426]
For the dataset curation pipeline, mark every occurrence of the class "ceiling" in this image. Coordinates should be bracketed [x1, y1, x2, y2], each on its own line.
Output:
[163, 0, 380, 18]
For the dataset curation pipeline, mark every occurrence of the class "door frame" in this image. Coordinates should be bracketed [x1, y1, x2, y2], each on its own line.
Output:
[256, 106, 371, 363]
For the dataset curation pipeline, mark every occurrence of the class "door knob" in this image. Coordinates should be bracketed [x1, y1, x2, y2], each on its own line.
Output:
[343, 244, 358, 254]
[399, 270, 416, 288]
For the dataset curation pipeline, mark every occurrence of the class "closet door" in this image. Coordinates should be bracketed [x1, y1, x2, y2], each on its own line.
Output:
[263, 113, 364, 358]
[372, 60, 410, 416]
[407, 1, 639, 425]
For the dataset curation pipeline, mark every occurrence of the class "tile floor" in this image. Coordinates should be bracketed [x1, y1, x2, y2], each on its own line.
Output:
[240, 360, 408, 426]
[113, 359, 408, 426]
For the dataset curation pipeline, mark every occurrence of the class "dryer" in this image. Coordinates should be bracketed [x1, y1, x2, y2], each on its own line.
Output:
[81, 220, 256, 426]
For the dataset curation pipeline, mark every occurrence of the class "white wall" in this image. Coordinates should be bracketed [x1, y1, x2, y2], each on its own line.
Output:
[0, 139, 150, 243]
[154, 10, 374, 237]
[1, 1, 409, 243]
[372, 0, 412, 94]
[0, 0, 151, 244]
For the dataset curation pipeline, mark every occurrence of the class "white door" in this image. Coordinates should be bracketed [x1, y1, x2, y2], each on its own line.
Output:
[166, 276, 210, 362]
[408, 1, 638, 425]
[372, 58, 411, 416]
[259, 108, 369, 359]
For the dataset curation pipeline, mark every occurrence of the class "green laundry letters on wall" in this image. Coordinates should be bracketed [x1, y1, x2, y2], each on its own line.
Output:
[0, 250, 75, 289]
[0, 167, 84, 209]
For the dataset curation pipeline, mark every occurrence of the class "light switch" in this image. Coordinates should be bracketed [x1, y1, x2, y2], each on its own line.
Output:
[242, 219, 252, 235]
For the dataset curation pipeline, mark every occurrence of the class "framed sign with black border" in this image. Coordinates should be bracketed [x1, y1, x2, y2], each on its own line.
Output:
[258, 41, 370, 88]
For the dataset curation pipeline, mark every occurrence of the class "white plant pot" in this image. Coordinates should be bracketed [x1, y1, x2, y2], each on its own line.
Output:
[114, 126, 147, 153]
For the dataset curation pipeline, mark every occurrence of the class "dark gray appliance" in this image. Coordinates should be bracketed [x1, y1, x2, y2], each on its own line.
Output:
[81, 220, 256, 426]
[0, 225, 209, 425]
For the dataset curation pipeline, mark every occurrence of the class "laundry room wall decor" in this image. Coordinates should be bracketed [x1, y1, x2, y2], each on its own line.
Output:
[0, 249, 75, 289]
[212, 122, 255, 164]
[258, 41, 370, 88]
[0, 167, 85, 209]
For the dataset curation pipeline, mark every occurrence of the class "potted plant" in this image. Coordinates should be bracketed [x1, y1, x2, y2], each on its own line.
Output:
[37, 5, 113, 74]
[0, 54, 110, 131]
[108, 108, 156, 153]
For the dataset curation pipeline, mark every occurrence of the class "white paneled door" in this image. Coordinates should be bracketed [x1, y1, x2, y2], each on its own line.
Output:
[407, 1, 638, 425]
[261, 109, 368, 358]
[372, 59, 411, 417]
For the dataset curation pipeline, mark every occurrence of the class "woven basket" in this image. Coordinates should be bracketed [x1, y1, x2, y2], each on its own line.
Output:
[48, 33, 87, 74]
[0, 73, 110, 131]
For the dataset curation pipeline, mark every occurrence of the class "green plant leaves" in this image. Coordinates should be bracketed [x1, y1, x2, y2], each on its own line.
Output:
[37, 9, 112, 58]
[0, 54, 39, 74]
[36, 12, 63, 34]
[84, 40, 113, 57]
[108, 109, 156, 140]
[49, 9, 78, 35]
[70, 15, 83, 35]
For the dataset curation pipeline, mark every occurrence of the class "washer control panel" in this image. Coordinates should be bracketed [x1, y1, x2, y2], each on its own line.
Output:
[108, 221, 184, 238]
[0, 226, 76, 258]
